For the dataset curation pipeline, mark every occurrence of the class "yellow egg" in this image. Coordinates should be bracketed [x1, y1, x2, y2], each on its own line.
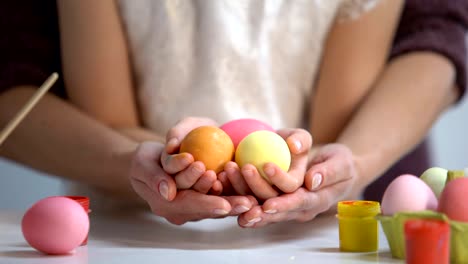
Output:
[235, 130, 291, 184]
[179, 126, 234, 173]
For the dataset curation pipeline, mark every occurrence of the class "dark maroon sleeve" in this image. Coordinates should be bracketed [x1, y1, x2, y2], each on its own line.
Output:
[0, 1, 66, 98]
[391, 0, 468, 101]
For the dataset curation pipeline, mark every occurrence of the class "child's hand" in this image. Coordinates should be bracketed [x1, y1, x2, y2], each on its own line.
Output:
[129, 141, 257, 225]
[161, 117, 223, 194]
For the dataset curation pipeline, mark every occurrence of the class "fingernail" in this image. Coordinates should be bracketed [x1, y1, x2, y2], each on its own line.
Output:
[294, 140, 302, 151]
[233, 206, 249, 214]
[167, 138, 179, 149]
[264, 209, 277, 214]
[248, 217, 262, 224]
[311, 173, 323, 190]
[159, 181, 169, 200]
[213, 209, 229, 215]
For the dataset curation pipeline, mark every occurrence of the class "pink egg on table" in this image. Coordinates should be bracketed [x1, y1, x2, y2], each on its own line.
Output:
[220, 118, 274, 148]
[381, 174, 438, 216]
[438, 177, 468, 222]
[22, 196, 90, 255]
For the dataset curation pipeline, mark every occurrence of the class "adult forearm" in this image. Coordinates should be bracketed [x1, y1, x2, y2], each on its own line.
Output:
[337, 52, 459, 190]
[0, 86, 139, 197]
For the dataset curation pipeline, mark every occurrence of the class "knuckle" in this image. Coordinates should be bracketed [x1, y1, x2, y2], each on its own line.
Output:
[300, 192, 315, 209]
[319, 202, 330, 214]
[182, 116, 195, 124]
[294, 213, 306, 223]
[318, 193, 333, 213]
[175, 176, 191, 189]
[296, 212, 315, 223]
[150, 206, 163, 218]
[285, 179, 300, 193]
[134, 145, 147, 161]
[294, 129, 312, 145]
[157, 209, 187, 225]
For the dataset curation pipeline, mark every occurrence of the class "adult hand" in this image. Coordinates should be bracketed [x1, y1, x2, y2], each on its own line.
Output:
[236, 143, 357, 228]
[161, 117, 223, 194]
[220, 128, 312, 200]
[129, 141, 257, 225]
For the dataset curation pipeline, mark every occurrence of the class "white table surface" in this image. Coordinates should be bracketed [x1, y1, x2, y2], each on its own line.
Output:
[0, 208, 404, 264]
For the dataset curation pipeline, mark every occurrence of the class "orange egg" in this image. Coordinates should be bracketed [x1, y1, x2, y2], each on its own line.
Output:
[179, 126, 234, 173]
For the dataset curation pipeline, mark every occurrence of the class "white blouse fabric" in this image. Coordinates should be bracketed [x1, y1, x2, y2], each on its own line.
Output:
[117, 0, 380, 132]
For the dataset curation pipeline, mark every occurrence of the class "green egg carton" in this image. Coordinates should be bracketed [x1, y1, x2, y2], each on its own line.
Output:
[450, 220, 468, 263]
[376, 211, 468, 263]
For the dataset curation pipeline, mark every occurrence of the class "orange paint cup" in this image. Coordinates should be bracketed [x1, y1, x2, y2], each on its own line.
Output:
[404, 219, 450, 264]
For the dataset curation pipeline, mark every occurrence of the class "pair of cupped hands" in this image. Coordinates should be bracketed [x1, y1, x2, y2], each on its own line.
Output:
[129, 117, 358, 227]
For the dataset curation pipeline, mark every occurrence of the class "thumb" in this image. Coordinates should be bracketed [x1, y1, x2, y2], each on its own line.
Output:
[134, 142, 178, 201]
[305, 163, 326, 191]
[305, 156, 339, 191]
[153, 173, 178, 202]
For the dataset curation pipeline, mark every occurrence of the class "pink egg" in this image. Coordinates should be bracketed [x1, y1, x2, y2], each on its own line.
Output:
[438, 177, 468, 222]
[220, 118, 274, 148]
[381, 174, 438, 216]
[22, 196, 90, 255]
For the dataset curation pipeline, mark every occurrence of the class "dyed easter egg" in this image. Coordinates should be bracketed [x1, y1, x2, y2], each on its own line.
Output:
[235, 130, 291, 184]
[420, 167, 447, 198]
[381, 174, 438, 216]
[220, 118, 274, 148]
[22, 196, 89, 255]
[180, 126, 234, 173]
[438, 177, 468, 222]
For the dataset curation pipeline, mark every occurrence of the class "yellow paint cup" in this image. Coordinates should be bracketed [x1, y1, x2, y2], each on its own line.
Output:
[337, 200, 381, 252]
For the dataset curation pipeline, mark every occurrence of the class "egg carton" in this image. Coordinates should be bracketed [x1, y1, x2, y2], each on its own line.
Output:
[376, 211, 468, 263]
